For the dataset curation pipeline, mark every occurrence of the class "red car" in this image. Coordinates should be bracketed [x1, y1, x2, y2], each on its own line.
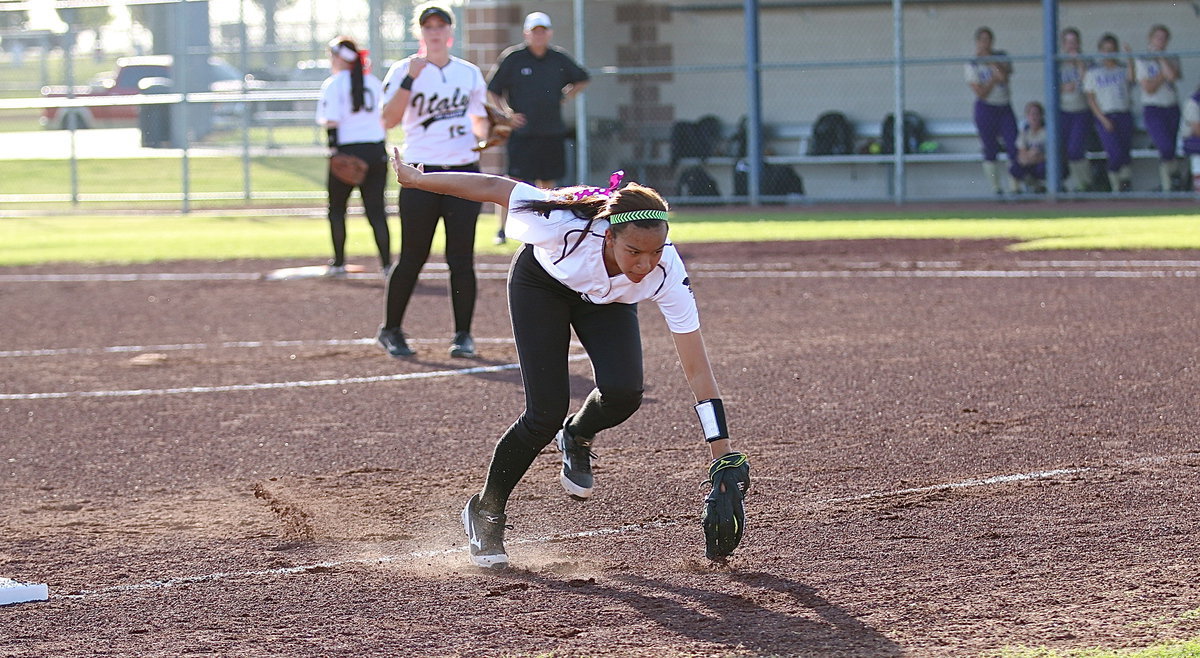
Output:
[40, 55, 256, 129]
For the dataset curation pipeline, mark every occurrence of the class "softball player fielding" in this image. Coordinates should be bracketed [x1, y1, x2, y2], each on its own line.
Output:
[388, 160, 750, 568]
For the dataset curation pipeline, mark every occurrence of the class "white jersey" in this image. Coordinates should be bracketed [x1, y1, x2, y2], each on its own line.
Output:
[1018, 125, 1046, 154]
[504, 183, 701, 334]
[381, 56, 487, 166]
[1135, 55, 1181, 107]
[1184, 95, 1200, 127]
[316, 70, 386, 145]
[1084, 65, 1132, 113]
[1059, 58, 1090, 112]
[965, 57, 1011, 106]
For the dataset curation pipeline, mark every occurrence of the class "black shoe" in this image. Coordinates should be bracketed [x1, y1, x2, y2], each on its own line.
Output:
[493, 230, 506, 246]
[461, 494, 510, 569]
[557, 422, 595, 500]
[449, 331, 477, 359]
[377, 326, 415, 357]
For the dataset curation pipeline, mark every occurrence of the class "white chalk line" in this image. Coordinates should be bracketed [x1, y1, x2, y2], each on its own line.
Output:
[3, 260, 1200, 284]
[822, 453, 1188, 504]
[48, 452, 1195, 600]
[0, 336, 517, 359]
[0, 354, 587, 401]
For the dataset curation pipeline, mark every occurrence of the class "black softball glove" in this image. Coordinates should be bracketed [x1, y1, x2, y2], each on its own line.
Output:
[701, 451, 750, 559]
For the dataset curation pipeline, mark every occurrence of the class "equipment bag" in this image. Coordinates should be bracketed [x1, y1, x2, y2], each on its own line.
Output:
[808, 111, 856, 156]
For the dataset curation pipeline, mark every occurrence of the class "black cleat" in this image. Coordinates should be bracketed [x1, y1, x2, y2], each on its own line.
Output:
[557, 422, 595, 500]
[377, 326, 415, 357]
[449, 331, 478, 359]
[461, 494, 511, 569]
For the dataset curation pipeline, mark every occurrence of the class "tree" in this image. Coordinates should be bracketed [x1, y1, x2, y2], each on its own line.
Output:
[250, 0, 297, 68]
[129, 4, 168, 53]
[57, 5, 113, 58]
[57, 6, 113, 33]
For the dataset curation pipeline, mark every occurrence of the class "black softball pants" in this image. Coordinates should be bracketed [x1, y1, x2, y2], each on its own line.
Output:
[327, 141, 390, 269]
[479, 245, 645, 514]
[384, 163, 482, 333]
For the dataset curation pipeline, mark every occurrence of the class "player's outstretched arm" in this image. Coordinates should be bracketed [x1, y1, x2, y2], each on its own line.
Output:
[670, 329, 731, 459]
[672, 328, 751, 560]
[391, 149, 517, 207]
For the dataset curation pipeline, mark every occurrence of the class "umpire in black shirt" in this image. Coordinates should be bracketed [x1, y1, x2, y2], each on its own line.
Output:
[486, 11, 590, 244]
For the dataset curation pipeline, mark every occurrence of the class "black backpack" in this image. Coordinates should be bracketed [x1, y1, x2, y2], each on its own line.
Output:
[677, 165, 721, 197]
[734, 160, 805, 198]
[880, 111, 928, 154]
[808, 112, 855, 156]
[670, 114, 724, 164]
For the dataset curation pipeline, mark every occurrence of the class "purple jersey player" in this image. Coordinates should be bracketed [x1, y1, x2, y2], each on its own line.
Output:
[1084, 33, 1135, 192]
[1059, 28, 1094, 192]
[966, 27, 1020, 195]
[1135, 24, 1183, 191]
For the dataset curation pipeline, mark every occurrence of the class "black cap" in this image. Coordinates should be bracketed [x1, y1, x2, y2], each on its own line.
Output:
[419, 6, 453, 26]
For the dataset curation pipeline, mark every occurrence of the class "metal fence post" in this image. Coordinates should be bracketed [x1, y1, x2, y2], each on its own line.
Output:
[744, 0, 762, 206]
[1043, 0, 1061, 201]
[892, 0, 905, 205]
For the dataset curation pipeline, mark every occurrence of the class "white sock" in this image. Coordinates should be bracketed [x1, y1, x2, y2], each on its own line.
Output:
[981, 161, 1002, 193]
[1068, 160, 1091, 192]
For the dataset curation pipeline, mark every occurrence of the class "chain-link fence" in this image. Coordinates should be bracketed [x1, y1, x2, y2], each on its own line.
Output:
[2, 0, 1198, 212]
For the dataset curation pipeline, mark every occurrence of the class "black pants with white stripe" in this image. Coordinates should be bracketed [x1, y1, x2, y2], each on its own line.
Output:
[327, 141, 390, 269]
[383, 163, 482, 334]
[479, 245, 645, 514]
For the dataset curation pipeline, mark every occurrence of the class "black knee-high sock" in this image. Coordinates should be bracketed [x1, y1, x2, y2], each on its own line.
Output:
[479, 420, 547, 513]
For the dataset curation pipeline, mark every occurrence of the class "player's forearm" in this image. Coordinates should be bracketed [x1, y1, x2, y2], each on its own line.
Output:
[403, 171, 514, 205]
[382, 93, 409, 130]
[672, 329, 721, 401]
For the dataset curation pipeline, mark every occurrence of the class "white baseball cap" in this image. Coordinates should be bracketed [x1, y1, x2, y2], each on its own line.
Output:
[523, 12, 552, 31]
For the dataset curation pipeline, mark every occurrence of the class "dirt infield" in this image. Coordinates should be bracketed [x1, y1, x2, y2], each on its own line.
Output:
[2, 240, 1199, 657]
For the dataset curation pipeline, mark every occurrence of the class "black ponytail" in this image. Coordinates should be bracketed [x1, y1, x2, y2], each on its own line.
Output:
[331, 37, 366, 113]
[350, 54, 365, 113]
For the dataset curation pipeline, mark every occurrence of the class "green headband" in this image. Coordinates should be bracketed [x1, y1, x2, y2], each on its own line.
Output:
[607, 209, 669, 224]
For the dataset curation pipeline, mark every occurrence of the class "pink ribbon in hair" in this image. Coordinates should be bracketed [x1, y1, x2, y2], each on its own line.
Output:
[572, 170, 625, 200]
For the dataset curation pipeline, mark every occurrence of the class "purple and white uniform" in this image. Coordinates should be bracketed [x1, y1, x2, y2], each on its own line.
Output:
[966, 53, 1019, 163]
[1183, 89, 1200, 155]
[1135, 54, 1182, 161]
[1012, 124, 1047, 182]
[1084, 63, 1134, 172]
[1059, 57, 1092, 161]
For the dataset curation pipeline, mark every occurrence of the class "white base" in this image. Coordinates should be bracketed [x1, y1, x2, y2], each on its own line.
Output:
[263, 264, 368, 281]
[0, 577, 49, 606]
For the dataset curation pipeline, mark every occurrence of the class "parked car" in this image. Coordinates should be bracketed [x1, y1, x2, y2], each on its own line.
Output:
[40, 55, 263, 130]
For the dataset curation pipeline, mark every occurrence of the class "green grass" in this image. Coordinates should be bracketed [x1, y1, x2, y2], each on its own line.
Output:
[5, 156, 328, 196]
[2, 211, 1199, 266]
[993, 638, 1200, 657]
[666, 214, 1200, 251]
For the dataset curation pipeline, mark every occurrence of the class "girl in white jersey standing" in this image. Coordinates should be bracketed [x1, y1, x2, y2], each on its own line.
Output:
[1084, 33, 1136, 193]
[316, 37, 391, 276]
[1135, 24, 1183, 192]
[377, 3, 491, 359]
[966, 27, 1020, 195]
[389, 160, 750, 568]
